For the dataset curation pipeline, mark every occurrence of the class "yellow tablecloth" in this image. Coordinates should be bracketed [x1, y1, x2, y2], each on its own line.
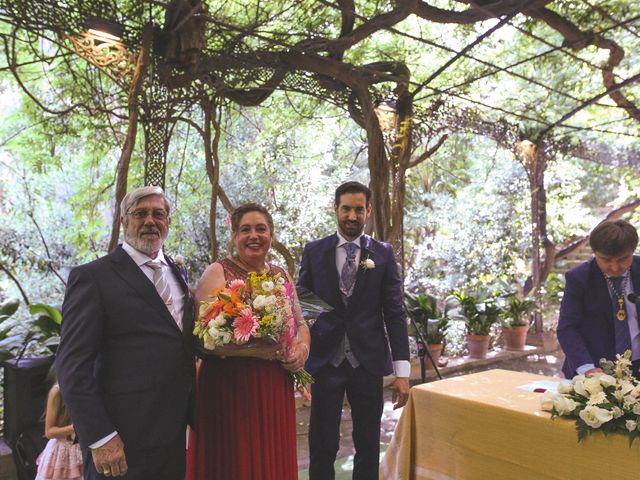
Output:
[380, 369, 640, 480]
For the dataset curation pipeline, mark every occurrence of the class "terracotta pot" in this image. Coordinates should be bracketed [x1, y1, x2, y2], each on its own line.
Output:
[426, 343, 443, 370]
[466, 334, 490, 359]
[503, 325, 528, 351]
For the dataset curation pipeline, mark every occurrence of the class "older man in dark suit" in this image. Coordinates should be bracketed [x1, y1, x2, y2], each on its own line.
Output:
[298, 181, 410, 480]
[558, 219, 640, 379]
[56, 186, 195, 479]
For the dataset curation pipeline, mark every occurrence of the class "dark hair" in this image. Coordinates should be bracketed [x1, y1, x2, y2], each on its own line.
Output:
[230, 203, 275, 236]
[334, 181, 371, 207]
[589, 219, 638, 256]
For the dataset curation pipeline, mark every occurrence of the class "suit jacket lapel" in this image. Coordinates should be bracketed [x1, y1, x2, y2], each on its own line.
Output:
[166, 256, 188, 294]
[350, 235, 372, 303]
[166, 255, 193, 336]
[322, 235, 343, 310]
[110, 246, 182, 333]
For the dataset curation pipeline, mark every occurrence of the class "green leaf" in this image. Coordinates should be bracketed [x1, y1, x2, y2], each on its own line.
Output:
[576, 420, 590, 442]
[0, 299, 19, 317]
[28, 303, 62, 325]
[0, 334, 23, 354]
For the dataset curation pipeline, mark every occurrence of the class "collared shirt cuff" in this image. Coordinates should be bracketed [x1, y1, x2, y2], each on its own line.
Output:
[90, 431, 117, 449]
[393, 360, 411, 378]
[576, 363, 596, 375]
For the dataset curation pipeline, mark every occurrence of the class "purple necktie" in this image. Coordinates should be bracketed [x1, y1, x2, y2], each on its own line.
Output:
[340, 243, 358, 297]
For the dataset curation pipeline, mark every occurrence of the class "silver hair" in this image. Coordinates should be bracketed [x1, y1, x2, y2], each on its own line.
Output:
[119, 186, 171, 218]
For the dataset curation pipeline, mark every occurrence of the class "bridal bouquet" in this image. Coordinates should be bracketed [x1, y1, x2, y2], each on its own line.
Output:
[540, 350, 640, 445]
[194, 270, 313, 388]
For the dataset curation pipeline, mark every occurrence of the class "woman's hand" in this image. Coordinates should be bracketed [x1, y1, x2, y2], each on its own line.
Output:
[280, 340, 309, 372]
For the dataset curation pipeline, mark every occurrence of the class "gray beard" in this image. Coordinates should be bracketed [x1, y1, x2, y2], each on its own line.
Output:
[124, 232, 164, 256]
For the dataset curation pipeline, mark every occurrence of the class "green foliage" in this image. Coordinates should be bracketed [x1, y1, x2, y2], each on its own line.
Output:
[404, 292, 452, 344]
[0, 299, 19, 318]
[502, 294, 535, 327]
[451, 289, 504, 336]
[0, 301, 62, 359]
[406, 134, 531, 295]
[29, 303, 62, 340]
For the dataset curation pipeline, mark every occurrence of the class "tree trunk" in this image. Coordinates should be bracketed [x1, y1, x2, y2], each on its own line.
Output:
[519, 140, 547, 334]
[388, 89, 413, 270]
[203, 99, 221, 262]
[354, 87, 390, 241]
[107, 26, 152, 253]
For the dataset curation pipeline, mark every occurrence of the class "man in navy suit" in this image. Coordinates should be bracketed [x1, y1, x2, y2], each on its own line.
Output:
[56, 186, 195, 479]
[558, 219, 640, 379]
[298, 181, 410, 480]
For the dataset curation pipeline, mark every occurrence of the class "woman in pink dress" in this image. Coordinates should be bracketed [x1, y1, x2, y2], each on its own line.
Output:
[186, 203, 310, 480]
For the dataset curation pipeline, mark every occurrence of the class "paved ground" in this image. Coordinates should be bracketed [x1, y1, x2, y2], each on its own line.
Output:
[296, 348, 566, 479]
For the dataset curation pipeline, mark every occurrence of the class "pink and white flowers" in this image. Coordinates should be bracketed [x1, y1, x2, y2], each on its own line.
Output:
[194, 270, 313, 388]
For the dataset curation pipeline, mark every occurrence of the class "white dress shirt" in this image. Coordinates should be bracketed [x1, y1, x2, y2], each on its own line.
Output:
[122, 242, 185, 327]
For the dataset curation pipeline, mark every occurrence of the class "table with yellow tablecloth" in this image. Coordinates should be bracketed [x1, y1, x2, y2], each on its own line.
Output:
[380, 369, 640, 480]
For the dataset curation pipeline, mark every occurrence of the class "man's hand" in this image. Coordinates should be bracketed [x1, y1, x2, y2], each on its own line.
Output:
[91, 434, 128, 477]
[585, 367, 603, 377]
[391, 377, 410, 410]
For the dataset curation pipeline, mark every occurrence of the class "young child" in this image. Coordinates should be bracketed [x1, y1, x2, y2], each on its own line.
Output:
[35, 383, 83, 480]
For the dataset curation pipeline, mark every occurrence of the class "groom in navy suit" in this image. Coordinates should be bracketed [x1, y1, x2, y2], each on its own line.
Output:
[558, 219, 640, 379]
[298, 181, 410, 480]
[57, 186, 195, 479]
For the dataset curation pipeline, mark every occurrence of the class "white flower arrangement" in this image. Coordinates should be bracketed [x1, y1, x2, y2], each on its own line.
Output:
[541, 350, 640, 444]
[360, 257, 375, 271]
[174, 254, 186, 267]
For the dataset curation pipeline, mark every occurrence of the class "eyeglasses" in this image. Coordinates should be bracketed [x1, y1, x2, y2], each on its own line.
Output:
[127, 209, 169, 220]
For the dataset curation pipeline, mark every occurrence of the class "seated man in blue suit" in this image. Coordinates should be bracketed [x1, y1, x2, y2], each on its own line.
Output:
[558, 219, 640, 379]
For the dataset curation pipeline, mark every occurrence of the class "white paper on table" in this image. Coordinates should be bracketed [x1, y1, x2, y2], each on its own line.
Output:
[515, 380, 569, 393]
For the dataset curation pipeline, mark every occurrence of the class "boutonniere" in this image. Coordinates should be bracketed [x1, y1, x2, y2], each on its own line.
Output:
[174, 254, 186, 267]
[360, 256, 375, 271]
[172, 254, 189, 285]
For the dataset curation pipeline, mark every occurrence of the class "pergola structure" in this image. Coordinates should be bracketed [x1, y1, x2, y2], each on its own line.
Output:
[1, 0, 639, 331]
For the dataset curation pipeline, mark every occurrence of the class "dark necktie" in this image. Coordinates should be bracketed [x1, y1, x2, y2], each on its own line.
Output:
[610, 276, 631, 355]
[340, 243, 358, 297]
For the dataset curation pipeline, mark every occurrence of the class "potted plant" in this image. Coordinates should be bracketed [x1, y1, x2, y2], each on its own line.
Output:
[451, 290, 502, 359]
[501, 294, 534, 351]
[405, 292, 451, 369]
